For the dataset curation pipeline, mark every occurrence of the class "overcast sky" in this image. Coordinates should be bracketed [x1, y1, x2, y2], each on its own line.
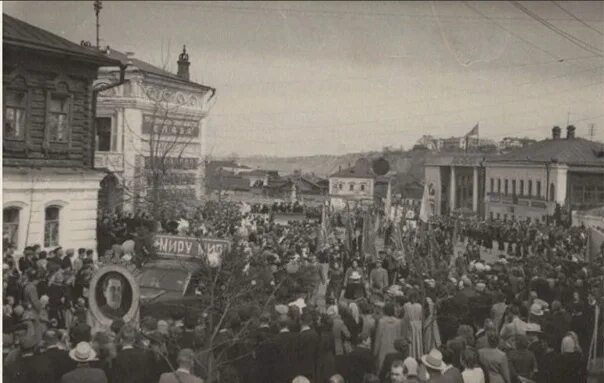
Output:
[5, 1, 604, 157]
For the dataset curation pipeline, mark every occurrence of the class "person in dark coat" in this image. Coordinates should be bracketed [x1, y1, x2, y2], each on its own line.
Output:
[252, 313, 276, 383]
[61, 342, 107, 383]
[344, 333, 375, 383]
[111, 325, 154, 383]
[378, 338, 409, 382]
[41, 329, 74, 383]
[295, 311, 319, 381]
[273, 318, 298, 383]
[7, 335, 54, 383]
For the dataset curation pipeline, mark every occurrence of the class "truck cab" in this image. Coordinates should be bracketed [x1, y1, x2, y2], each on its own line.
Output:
[136, 258, 204, 319]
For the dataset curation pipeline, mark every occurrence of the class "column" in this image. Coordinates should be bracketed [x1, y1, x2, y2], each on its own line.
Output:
[472, 167, 479, 212]
[449, 166, 456, 214]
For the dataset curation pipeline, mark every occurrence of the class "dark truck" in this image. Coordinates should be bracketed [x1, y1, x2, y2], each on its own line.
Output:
[136, 258, 204, 319]
[137, 234, 230, 319]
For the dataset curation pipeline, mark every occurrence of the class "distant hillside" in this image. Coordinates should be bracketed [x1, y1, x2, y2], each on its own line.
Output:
[237, 149, 429, 190]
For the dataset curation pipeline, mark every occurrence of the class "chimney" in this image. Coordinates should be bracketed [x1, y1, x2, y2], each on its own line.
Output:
[566, 125, 576, 139]
[125, 51, 135, 65]
[552, 126, 561, 140]
[177, 45, 190, 81]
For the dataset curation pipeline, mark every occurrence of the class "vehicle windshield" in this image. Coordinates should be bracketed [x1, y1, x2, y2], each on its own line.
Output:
[138, 268, 189, 292]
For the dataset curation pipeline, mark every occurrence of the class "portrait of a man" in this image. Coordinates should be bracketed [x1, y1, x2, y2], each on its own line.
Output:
[96, 272, 132, 320]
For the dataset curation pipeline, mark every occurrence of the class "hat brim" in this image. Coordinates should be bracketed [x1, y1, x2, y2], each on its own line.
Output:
[421, 355, 443, 371]
[68, 348, 97, 362]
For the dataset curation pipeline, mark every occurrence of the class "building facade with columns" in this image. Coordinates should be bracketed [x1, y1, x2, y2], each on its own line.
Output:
[3, 15, 122, 252]
[484, 126, 604, 223]
[94, 47, 216, 214]
[423, 153, 489, 217]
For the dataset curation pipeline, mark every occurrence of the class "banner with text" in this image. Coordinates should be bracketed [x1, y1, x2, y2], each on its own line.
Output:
[154, 235, 231, 260]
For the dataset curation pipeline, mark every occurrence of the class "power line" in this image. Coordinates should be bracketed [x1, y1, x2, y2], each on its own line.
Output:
[212, 55, 599, 89]
[551, 1, 604, 36]
[509, 1, 604, 57]
[463, 1, 561, 60]
[121, 1, 604, 23]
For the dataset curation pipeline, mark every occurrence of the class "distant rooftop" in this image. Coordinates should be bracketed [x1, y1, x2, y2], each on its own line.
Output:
[3, 14, 121, 66]
[492, 137, 604, 166]
[106, 49, 214, 92]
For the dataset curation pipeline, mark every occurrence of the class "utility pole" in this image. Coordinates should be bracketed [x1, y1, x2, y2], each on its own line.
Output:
[93, 0, 102, 49]
[589, 123, 595, 140]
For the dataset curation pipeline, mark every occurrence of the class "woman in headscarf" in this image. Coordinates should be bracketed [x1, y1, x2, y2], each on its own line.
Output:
[554, 331, 585, 383]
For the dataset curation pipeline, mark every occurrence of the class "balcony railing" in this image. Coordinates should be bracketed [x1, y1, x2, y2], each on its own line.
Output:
[94, 151, 124, 172]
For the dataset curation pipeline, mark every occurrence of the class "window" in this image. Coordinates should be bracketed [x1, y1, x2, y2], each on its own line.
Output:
[44, 206, 61, 247]
[497, 179, 501, 193]
[549, 183, 555, 201]
[496, 213, 501, 220]
[585, 185, 595, 202]
[349, 183, 354, 191]
[4, 90, 27, 140]
[360, 184, 366, 191]
[520, 180, 524, 196]
[512, 180, 516, 196]
[536, 181, 541, 198]
[48, 94, 70, 142]
[598, 186, 604, 203]
[338, 183, 343, 190]
[3, 207, 20, 247]
[504, 179, 509, 195]
[95, 117, 113, 151]
[528, 180, 533, 196]
[490, 178, 494, 193]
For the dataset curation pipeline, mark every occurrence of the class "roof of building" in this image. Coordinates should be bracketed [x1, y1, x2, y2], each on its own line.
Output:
[330, 164, 374, 178]
[424, 152, 495, 167]
[3, 14, 121, 66]
[244, 169, 269, 176]
[492, 137, 604, 166]
[105, 48, 214, 92]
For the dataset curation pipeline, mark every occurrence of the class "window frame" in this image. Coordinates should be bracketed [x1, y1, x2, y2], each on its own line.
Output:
[95, 116, 114, 152]
[536, 181, 542, 198]
[3, 86, 30, 142]
[44, 205, 61, 248]
[3, 207, 21, 247]
[45, 90, 73, 147]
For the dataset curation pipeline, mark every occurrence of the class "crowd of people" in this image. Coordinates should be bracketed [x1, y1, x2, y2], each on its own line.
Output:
[3, 199, 604, 383]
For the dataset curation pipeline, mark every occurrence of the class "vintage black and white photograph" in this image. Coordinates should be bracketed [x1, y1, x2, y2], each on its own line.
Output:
[2, 1, 604, 383]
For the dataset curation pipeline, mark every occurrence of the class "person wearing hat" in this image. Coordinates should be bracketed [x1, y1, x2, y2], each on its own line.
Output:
[159, 348, 203, 383]
[420, 348, 445, 381]
[61, 342, 107, 383]
[343, 270, 366, 301]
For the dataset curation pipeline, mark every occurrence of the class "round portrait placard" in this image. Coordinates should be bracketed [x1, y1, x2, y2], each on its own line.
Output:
[88, 264, 140, 327]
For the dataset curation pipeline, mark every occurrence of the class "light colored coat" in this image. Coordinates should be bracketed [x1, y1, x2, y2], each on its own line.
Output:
[374, 315, 403, 371]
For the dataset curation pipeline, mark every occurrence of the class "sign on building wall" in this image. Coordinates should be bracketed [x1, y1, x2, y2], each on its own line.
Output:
[144, 156, 198, 170]
[142, 114, 200, 137]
